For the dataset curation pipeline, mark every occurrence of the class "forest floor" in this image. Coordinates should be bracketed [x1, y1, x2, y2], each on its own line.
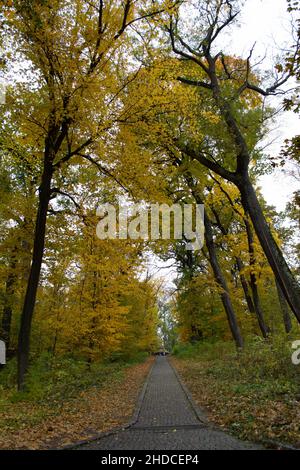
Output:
[0, 356, 153, 450]
[172, 338, 300, 449]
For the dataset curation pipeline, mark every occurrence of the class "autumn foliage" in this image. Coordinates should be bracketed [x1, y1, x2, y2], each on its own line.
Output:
[0, 3, 299, 451]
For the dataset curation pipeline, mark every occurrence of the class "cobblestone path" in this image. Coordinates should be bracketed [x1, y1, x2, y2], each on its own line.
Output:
[79, 357, 261, 450]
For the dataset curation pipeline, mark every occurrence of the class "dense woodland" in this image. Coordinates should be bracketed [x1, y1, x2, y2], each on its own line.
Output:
[0, 0, 299, 402]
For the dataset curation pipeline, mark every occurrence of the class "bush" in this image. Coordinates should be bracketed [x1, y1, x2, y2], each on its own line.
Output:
[0, 351, 148, 404]
[173, 334, 300, 398]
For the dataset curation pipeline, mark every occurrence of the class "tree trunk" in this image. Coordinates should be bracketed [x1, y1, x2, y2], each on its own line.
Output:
[210, 206, 256, 318]
[275, 278, 292, 333]
[204, 212, 244, 349]
[249, 275, 269, 338]
[236, 257, 255, 314]
[17, 156, 53, 391]
[244, 215, 270, 338]
[239, 176, 300, 323]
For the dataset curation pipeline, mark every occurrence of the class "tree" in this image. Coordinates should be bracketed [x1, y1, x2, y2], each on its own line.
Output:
[209, 178, 270, 337]
[1, 0, 171, 389]
[160, 0, 300, 321]
[119, 51, 279, 344]
[184, 177, 243, 348]
[0, 136, 36, 352]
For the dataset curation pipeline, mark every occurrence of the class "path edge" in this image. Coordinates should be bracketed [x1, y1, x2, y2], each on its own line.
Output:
[60, 358, 155, 450]
[167, 357, 209, 425]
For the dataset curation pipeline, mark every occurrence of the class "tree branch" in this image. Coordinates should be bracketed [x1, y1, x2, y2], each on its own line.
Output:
[167, 18, 209, 73]
[177, 76, 212, 89]
[50, 188, 81, 210]
[178, 142, 238, 183]
[79, 153, 130, 194]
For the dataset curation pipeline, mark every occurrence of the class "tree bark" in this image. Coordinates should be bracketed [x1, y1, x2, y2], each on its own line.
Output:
[17, 154, 53, 390]
[186, 179, 243, 348]
[275, 278, 292, 333]
[210, 203, 268, 336]
[210, 206, 256, 318]
[244, 215, 271, 338]
[239, 176, 300, 323]
[235, 257, 255, 314]
[204, 211, 244, 349]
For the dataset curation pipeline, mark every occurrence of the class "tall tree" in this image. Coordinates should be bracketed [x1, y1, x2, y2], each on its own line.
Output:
[209, 178, 270, 337]
[166, 0, 300, 321]
[1, 0, 169, 389]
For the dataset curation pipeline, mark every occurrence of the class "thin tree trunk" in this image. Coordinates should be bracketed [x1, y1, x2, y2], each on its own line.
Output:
[211, 203, 268, 336]
[211, 206, 255, 317]
[186, 179, 243, 348]
[244, 216, 270, 338]
[17, 155, 53, 391]
[250, 275, 269, 338]
[210, 179, 271, 336]
[239, 176, 300, 323]
[275, 278, 292, 333]
[204, 211, 244, 349]
[51, 292, 63, 356]
[236, 257, 255, 314]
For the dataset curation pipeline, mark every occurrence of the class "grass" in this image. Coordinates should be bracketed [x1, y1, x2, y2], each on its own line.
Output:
[172, 335, 300, 447]
[0, 351, 150, 439]
[0, 351, 148, 403]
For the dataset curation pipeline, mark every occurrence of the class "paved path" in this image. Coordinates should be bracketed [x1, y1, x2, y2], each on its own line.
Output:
[79, 357, 261, 450]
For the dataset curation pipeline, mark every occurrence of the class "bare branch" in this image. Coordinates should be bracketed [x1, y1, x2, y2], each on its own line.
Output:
[167, 17, 209, 73]
[79, 153, 130, 194]
[114, 1, 168, 40]
[177, 76, 212, 89]
[210, 2, 239, 44]
[50, 188, 81, 210]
